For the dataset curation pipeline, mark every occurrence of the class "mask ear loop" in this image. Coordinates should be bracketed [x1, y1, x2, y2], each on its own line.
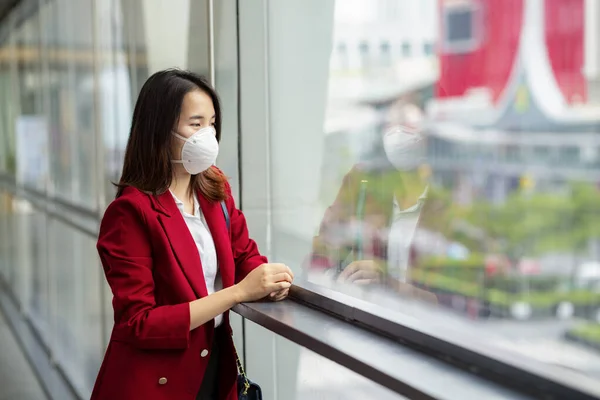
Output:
[170, 131, 189, 164]
[171, 131, 188, 141]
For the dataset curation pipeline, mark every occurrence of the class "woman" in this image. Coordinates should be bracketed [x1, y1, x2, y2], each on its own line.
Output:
[308, 126, 448, 301]
[91, 69, 294, 400]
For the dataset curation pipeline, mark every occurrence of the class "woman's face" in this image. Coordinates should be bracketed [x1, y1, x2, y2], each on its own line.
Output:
[171, 89, 216, 159]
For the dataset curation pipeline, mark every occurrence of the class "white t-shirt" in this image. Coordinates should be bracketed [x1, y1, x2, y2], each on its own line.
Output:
[171, 191, 223, 326]
[386, 187, 428, 282]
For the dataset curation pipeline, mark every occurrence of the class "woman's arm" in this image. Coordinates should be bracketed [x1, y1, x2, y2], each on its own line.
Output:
[188, 287, 240, 331]
[188, 262, 292, 329]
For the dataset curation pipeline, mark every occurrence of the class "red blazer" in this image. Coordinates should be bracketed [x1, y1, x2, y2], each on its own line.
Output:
[91, 179, 266, 400]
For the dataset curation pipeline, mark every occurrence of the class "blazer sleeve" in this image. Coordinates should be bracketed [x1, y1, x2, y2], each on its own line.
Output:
[97, 197, 191, 350]
[224, 184, 268, 283]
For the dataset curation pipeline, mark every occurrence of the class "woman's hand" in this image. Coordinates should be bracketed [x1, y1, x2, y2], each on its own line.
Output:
[235, 263, 294, 303]
[268, 288, 290, 302]
[337, 260, 382, 285]
[388, 279, 438, 305]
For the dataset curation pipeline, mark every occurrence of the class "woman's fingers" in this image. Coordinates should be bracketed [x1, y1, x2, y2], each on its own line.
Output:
[338, 261, 361, 280]
[353, 278, 377, 285]
[348, 268, 380, 283]
[265, 263, 294, 279]
[338, 260, 381, 283]
[271, 272, 293, 283]
[260, 263, 294, 300]
[274, 281, 292, 290]
[272, 288, 290, 301]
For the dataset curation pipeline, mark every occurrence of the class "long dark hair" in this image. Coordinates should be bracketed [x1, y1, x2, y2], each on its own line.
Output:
[116, 69, 227, 201]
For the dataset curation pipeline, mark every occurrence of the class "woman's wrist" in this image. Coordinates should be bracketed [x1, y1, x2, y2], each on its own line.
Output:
[228, 284, 245, 304]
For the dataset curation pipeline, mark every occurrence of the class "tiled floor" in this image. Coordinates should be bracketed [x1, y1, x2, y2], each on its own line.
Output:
[0, 308, 47, 400]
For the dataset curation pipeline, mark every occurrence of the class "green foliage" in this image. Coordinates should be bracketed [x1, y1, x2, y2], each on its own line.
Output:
[461, 182, 600, 258]
[7, 150, 15, 174]
[485, 276, 561, 293]
[420, 254, 486, 269]
[571, 323, 600, 343]
[418, 254, 486, 283]
[411, 270, 600, 307]
[411, 269, 481, 297]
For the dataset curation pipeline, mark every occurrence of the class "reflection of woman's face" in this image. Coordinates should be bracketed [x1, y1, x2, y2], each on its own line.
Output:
[382, 126, 425, 171]
[385, 102, 424, 131]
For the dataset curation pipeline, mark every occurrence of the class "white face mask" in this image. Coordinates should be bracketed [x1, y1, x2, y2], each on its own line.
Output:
[171, 126, 219, 175]
[382, 126, 425, 171]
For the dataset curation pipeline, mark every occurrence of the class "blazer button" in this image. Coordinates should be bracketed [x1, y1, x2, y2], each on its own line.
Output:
[158, 377, 168, 385]
[201, 349, 209, 357]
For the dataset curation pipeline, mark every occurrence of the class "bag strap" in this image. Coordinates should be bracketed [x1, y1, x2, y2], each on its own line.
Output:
[220, 200, 230, 232]
[235, 347, 250, 394]
[220, 200, 250, 394]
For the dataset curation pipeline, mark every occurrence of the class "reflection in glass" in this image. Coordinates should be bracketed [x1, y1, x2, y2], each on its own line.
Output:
[50, 219, 103, 395]
[0, 0, 216, 398]
[265, 0, 600, 382]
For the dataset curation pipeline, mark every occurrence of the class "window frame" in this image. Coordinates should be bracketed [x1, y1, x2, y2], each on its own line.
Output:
[287, 279, 600, 400]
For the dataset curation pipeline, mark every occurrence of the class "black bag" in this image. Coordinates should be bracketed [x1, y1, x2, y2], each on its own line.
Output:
[235, 353, 263, 400]
[221, 201, 263, 400]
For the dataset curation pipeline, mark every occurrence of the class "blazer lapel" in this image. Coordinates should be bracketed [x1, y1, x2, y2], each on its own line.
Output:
[196, 192, 235, 289]
[153, 192, 209, 299]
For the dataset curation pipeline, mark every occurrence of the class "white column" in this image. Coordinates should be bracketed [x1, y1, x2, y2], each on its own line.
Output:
[584, 0, 600, 103]
[267, 0, 335, 242]
[239, 2, 335, 399]
[521, 0, 567, 115]
[141, 0, 191, 73]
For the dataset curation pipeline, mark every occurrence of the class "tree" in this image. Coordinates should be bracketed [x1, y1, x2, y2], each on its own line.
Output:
[462, 182, 600, 260]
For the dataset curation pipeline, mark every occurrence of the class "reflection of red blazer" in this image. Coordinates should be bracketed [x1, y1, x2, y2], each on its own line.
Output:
[308, 166, 449, 275]
[91, 177, 266, 400]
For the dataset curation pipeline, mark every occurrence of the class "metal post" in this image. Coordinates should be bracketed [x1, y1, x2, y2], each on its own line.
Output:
[91, 0, 108, 349]
[207, 0, 215, 85]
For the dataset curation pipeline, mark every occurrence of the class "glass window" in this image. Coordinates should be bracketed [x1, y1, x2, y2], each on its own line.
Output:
[25, 209, 50, 339]
[442, 2, 481, 53]
[447, 9, 473, 42]
[215, 0, 241, 199]
[380, 40, 391, 67]
[0, 191, 16, 283]
[0, 0, 217, 398]
[71, 0, 96, 206]
[245, 321, 408, 400]
[0, 21, 14, 175]
[46, 0, 78, 202]
[14, 9, 47, 191]
[532, 145, 551, 163]
[97, 0, 211, 201]
[505, 144, 520, 163]
[560, 146, 581, 165]
[96, 0, 135, 202]
[335, 42, 348, 70]
[242, 0, 600, 386]
[49, 219, 103, 396]
[359, 41, 369, 57]
[401, 42, 411, 57]
[424, 42, 434, 56]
